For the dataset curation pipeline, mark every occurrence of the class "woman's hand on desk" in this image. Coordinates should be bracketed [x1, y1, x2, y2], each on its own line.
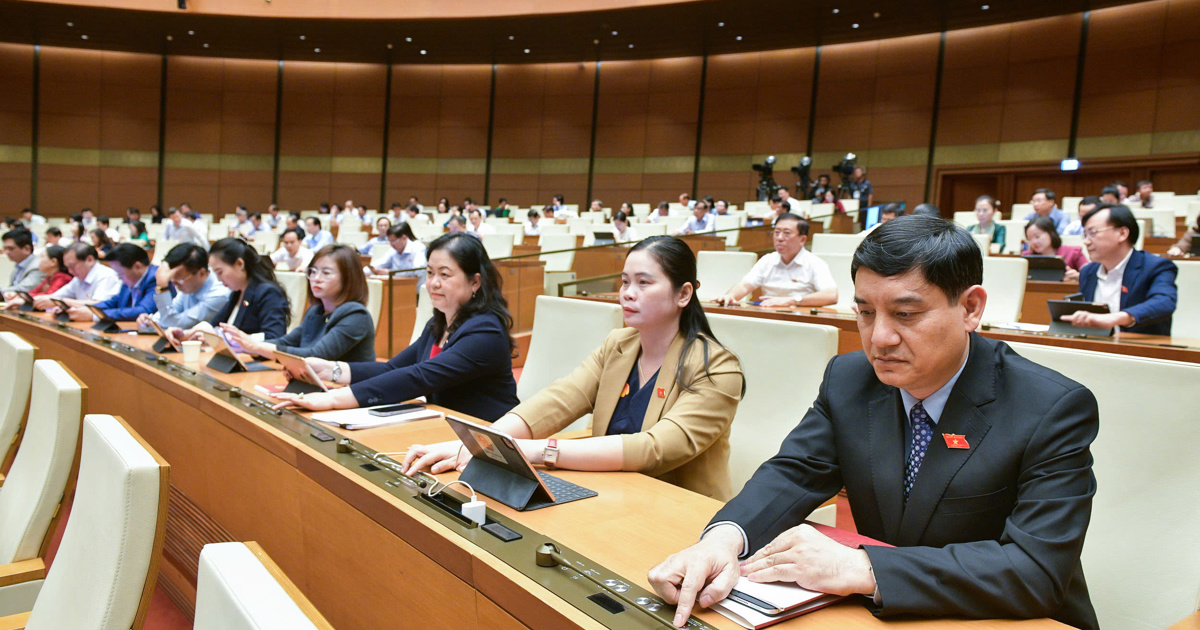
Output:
[1064, 268, 1080, 282]
[219, 322, 269, 358]
[271, 390, 344, 412]
[402, 440, 471, 475]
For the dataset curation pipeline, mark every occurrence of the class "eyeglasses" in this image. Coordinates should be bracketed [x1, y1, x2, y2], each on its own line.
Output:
[306, 267, 338, 280]
[1082, 227, 1114, 240]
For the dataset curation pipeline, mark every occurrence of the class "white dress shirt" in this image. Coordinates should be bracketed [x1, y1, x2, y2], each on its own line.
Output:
[1094, 248, 1133, 324]
[51, 262, 121, 302]
[467, 222, 496, 236]
[270, 246, 314, 272]
[740, 248, 836, 299]
[612, 226, 639, 244]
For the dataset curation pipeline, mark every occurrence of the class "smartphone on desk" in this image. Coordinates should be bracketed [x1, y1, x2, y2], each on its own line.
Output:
[368, 403, 425, 417]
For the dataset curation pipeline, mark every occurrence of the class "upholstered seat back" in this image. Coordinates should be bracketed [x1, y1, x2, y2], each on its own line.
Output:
[410, 284, 434, 346]
[0, 360, 83, 565]
[980, 256, 1028, 324]
[695, 251, 757, 302]
[810, 233, 866, 255]
[0, 333, 35, 470]
[26, 415, 167, 630]
[276, 271, 309, 333]
[194, 543, 322, 630]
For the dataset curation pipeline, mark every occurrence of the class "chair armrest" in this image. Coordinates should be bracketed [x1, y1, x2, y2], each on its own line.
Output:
[0, 612, 29, 630]
[0, 559, 44, 588]
[0, 472, 6, 487]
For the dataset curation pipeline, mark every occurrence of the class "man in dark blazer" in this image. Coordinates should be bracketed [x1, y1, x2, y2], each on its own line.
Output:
[1067, 203, 1177, 336]
[650, 216, 1099, 630]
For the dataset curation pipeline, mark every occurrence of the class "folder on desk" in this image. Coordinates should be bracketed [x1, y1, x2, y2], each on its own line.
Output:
[312, 405, 442, 430]
[711, 523, 892, 629]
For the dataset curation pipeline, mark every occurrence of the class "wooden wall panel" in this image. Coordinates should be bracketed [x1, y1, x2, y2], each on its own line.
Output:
[0, 43, 33, 212]
[36, 47, 103, 215]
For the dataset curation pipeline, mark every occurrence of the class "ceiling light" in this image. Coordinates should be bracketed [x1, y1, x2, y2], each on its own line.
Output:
[166, 35, 173, 41]
[628, 44, 634, 48]
[508, 35, 515, 41]
[736, 35, 743, 41]
[203, 42, 209, 47]
[299, 35, 306, 40]
[873, 11, 881, 18]
[314, 48, 320, 53]
[717, 21, 725, 27]
[419, 49, 426, 55]
[405, 37, 412, 42]
[386, 43, 393, 49]
[832, 8, 840, 14]
[981, 4, 990, 8]
[524, 48, 531, 53]
[611, 30, 618, 36]
[80, 34, 88, 40]
[66, 21, 73, 27]
[852, 23, 860, 28]
[187, 30, 194, 35]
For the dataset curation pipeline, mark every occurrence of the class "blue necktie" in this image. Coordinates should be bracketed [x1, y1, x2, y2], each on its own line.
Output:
[904, 401, 934, 502]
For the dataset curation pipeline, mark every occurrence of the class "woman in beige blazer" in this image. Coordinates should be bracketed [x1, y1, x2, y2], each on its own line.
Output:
[403, 236, 744, 500]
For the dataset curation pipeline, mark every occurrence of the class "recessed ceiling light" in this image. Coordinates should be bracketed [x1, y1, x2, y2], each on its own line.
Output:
[80, 34, 88, 40]
[299, 35, 306, 40]
[832, 8, 840, 14]
[873, 11, 881, 18]
[524, 48, 531, 53]
[736, 35, 743, 41]
[508, 35, 515, 41]
[203, 42, 209, 47]
[66, 22, 73, 27]
[628, 44, 634, 48]
[419, 49, 426, 55]
[611, 30, 618, 36]
[717, 21, 725, 27]
[386, 43, 393, 49]
[314, 48, 320, 53]
[852, 23, 860, 28]
[981, 4, 990, 8]
[166, 35, 173, 41]
[405, 37, 412, 42]
[187, 30, 194, 35]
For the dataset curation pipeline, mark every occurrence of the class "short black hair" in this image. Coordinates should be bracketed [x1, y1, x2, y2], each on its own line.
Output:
[1025, 216, 1063, 250]
[280, 227, 304, 242]
[106, 242, 150, 268]
[527, 209, 540, 219]
[1100, 186, 1120, 199]
[164, 243, 210, 274]
[307, 216, 322, 228]
[1136, 179, 1152, 188]
[851, 215, 982, 302]
[2, 228, 34, 250]
[45, 227, 62, 237]
[387, 223, 416, 240]
[67, 241, 99, 262]
[879, 202, 903, 217]
[250, 212, 261, 221]
[1034, 188, 1056, 201]
[97, 215, 111, 226]
[912, 203, 940, 218]
[1082, 203, 1139, 246]
[1078, 195, 1102, 209]
[773, 213, 809, 236]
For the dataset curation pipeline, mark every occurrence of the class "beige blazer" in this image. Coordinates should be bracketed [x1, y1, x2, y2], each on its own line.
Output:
[512, 327, 743, 501]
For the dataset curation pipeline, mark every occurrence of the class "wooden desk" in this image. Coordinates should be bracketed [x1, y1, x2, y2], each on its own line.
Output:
[0, 311, 1064, 630]
[1022, 280, 1076, 325]
[574, 296, 1200, 365]
[494, 258, 544, 333]
[374, 275, 418, 358]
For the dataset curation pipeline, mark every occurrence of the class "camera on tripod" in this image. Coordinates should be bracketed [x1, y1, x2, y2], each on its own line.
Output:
[832, 153, 858, 194]
[751, 156, 781, 201]
[790, 156, 812, 198]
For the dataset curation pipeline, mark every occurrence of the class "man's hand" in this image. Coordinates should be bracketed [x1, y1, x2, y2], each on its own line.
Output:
[67, 304, 94, 322]
[31, 295, 53, 310]
[648, 524, 744, 627]
[758, 296, 795, 308]
[739, 523, 875, 597]
[155, 263, 176, 290]
[1061, 310, 1129, 330]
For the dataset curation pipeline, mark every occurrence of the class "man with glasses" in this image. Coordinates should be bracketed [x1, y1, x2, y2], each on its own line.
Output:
[372, 223, 427, 288]
[1022, 189, 1069, 234]
[136, 243, 230, 330]
[714, 213, 837, 308]
[271, 228, 314, 272]
[1064, 203, 1177, 335]
[69, 243, 161, 322]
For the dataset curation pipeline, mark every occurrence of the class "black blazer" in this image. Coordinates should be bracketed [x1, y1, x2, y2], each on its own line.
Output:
[209, 280, 290, 340]
[711, 333, 1099, 630]
[347, 310, 519, 421]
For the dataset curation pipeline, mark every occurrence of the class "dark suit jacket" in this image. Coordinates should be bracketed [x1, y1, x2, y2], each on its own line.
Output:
[209, 280, 289, 339]
[1078, 249, 1177, 336]
[710, 333, 1099, 629]
[347, 310, 519, 421]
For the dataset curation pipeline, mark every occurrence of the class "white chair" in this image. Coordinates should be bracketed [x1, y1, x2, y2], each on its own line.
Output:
[194, 542, 332, 630]
[1004, 344, 1200, 630]
[0, 333, 35, 475]
[998, 220, 1027, 256]
[519, 296, 624, 432]
[952, 211, 975, 228]
[705, 314, 838, 495]
[664, 215, 689, 235]
[537, 223, 569, 236]
[538, 233, 578, 273]
[0, 261, 12, 288]
[150, 239, 180, 265]
[971, 233, 992, 256]
[1132, 208, 1176, 238]
[980, 256, 1028, 324]
[695, 251, 756, 302]
[1010, 203, 1033, 218]
[1062, 196, 1082, 213]
[336, 230, 368, 247]
[0, 415, 169, 630]
[411, 284, 434, 346]
[633, 222, 669, 238]
[1172, 261, 1200, 339]
[365, 278, 383, 329]
[714, 214, 743, 247]
[810, 233, 866, 255]
[0, 360, 84, 617]
[253, 230, 279, 256]
[815, 253, 856, 312]
[631, 203, 651, 216]
[275, 271, 309, 333]
[481, 233, 513, 260]
[494, 222, 525, 246]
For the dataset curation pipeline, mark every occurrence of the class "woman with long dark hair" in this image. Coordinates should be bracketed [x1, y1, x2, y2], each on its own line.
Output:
[170, 237, 290, 340]
[1024, 215, 1087, 281]
[274, 233, 519, 421]
[403, 235, 745, 500]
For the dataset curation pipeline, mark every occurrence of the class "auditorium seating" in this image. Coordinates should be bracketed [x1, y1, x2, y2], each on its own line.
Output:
[151, 239, 180, 265]
[411, 284, 433, 345]
[811, 233, 866, 255]
[1007, 344, 1200, 630]
[1173, 261, 1199, 339]
[695, 251, 756, 302]
[276, 271, 309, 333]
[971, 233, 992, 256]
[538, 233, 578, 273]
[194, 542, 332, 630]
[0, 261, 14, 285]
[0, 360, 84, 617]
[519, 296, 624, 433]
[979, 257, 1028, 324]
[364, 278, 382, 329]
[0, 333, 34, 474]
[705, 314, 838, 495]
[999, 219, 1027, 254]
[815, 253, 857, 312]
[0, 415, 169, 630]
[481, 233, 514, 260]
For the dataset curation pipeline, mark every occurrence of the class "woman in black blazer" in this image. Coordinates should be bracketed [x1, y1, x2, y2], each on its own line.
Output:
[170, 238, 290, 341]
[274, 233, 518, 421]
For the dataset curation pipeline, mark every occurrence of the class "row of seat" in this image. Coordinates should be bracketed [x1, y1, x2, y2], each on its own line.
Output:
[0, 332, 333, 630]
[517, 297, 1200, 629]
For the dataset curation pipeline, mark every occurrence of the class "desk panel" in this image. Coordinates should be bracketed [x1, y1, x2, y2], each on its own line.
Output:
[0, 311, 1065, 630]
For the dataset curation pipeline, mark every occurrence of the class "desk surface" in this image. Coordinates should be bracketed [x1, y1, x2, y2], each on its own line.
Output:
[0, 311, 1064, 630]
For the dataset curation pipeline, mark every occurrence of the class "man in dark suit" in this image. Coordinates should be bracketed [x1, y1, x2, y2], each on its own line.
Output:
[649, 215, 1099, 629]
[1067, 203, 1177, 336]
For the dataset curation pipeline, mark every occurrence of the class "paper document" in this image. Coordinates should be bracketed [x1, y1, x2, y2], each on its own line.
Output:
[312, 404, 442, 430]
[711, 578, 841, 629]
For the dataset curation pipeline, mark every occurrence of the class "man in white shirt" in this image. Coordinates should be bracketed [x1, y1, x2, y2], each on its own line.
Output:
[230, 205, 252, 236]
[34, 242, 122, 312]
[265, 204, 283, 230]
[405, 205, 430, 226]
[466, 209, 496, 237]
[714, 213, 837, 308]
[524, 210, 542, 237]
[648, 201, 670, 223]
[97, 216, 121, 243]
[777, 186, 804, 214]
[163, 207, 209, 248]
[303, 217, 334, 251]
[271, 228, 314, 272]
[20, 208, 45, 226]
[372, 224, 428, 288]
[80, 208, 97, 231]
[676, 201, 715, 235]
